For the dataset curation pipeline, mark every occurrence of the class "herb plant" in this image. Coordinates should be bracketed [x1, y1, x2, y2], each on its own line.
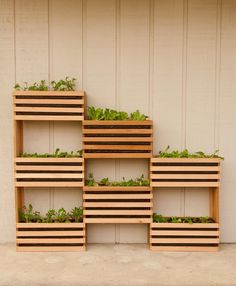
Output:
[14, 77, 77, 91]
[87, 106, 148, 121]
[85, 174, 149, 187]
[20, 148, 82, 158]
[156, 146, 224, 159]
[153, 213, 215, 224]
[19, 205, 83, 223]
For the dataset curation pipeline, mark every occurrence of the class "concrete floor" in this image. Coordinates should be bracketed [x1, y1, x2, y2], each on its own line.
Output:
[0, 244, 236, 286]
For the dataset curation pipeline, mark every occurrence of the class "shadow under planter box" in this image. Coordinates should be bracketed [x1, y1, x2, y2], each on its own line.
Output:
[150, 222, 220, 252]
[14, 158, 84, 187]
[83, 120, 153, 158]
[13, 91, 85, 121]
[150, 158, 220, 187]
[83, 186, 152, 223]
[16, 223, 86, 252]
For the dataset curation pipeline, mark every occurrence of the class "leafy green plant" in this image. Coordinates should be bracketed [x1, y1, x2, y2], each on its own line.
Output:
[51, 77, 76, 91]
[85, 174, 149, 187]
[14, 77, 77, 91]
[130, 110, 148, 120]
[20, 148, 82, 158]
[156, 146, 224, 159]
[19, 205, 83, 223]
[87, 106, 147, 121]
[153, 213, 215, 224]
[71, 207, 83, 222]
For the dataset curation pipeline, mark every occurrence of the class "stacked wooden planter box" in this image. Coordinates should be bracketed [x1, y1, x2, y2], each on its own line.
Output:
[13, 90, 221, 252]
[13, 90, 86, 252]
[149, 158, 220, 252]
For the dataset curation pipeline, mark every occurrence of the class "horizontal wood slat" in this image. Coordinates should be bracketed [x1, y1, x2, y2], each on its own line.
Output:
[14, 157, 84, 187]
[16, 223, 86, 252]
[150, 222, 219, 252]
[13, 91, 85, 121]
[150, 158, 221, 187]
[83, 120, 153, 159]
[83, 186, 152, 224]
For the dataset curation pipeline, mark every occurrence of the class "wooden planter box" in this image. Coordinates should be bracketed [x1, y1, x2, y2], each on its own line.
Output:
[16, 223, 86, 252]
[150, 222, 219, 252]
[150, 158, 220, 187]
[13, 91, 85, 121]
[83, 120, 153, 158]
[83, 186, 152, 223]
[14, 158, 84, 187]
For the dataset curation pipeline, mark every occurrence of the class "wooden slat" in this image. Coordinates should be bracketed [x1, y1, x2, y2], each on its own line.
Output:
[17, 246, 86, 252]
[151, 230, 219, 236]
[15, 157, 83, 163]
[84, 210, 152, 215]
[151, 158, 220, 163]
[151, 223, 219, 229]
[14, 99, 84, 104]
[15, 165, 83, 171]
[83, 137, 152, 142]
[151, 182, 220, 187]
[17, 230, 86, 237]
[83, 120, 152, 125]
[83, 129, 152, 134]
[13, 91, 85, 96]
[17, 238, 85, 244]
[150, 238, 219, 244]
[15, 182, 83, 187]
[151, 174, 219, 179]
[15, 173, 83, 179]
[17, 223, 85, 228]
[83, 193, 153, 199]
[151, 166, 220, 171]
[84, 145, 152, 150]
[150, 246, 219, 252]
[15, 107, 84, 113]
[84, 153, 152, 158]
[83, 202, 151, 207]
[84, 218, 151, 224]
[83, 186, 151, 191]
[14, 115, 84, 121]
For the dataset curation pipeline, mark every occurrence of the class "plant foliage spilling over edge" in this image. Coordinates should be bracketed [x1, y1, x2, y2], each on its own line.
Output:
[20, 148, 82, 158]
[153, 213, 215, 224]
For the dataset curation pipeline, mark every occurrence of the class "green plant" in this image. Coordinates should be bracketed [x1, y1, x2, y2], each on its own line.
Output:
[85, 174, 149, 187]
[51, 208, 71, 223]
[71, 207, 83, 222]
[51, 77, 76, 91]
[130, 110, 148, 120]
[152, 213, 215, 224]
[20, 148, 82, 158]
[14, 77, 77, 91]
[19, 204, 42, 223]
[87, 106, 147, 121]
[44, 209, 56, 223]
[156, 146, 224, 159]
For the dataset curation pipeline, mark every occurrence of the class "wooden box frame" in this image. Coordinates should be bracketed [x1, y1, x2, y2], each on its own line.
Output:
[83, 120, 153, 158]
[13, 91, 85, 121]
[16, 222, 86, 252]
[83, 186, 152, 223]
[150, 222, 219, 252]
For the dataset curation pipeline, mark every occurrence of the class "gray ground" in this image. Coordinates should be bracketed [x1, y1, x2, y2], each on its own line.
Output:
[0, 243, 235, 286]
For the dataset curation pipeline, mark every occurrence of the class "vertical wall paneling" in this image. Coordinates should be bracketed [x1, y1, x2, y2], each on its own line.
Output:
[85, 0, 117, 243]
[49, 0, 83, 210]
[219, 0, 236, 242]
[15, 0, 50, 214]
[153, 0, 185, 218]
[184, 0, 217, 216]
[0, 0, 15, 242]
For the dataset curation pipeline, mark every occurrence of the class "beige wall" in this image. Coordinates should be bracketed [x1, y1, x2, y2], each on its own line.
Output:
[0, 0, 236, 243]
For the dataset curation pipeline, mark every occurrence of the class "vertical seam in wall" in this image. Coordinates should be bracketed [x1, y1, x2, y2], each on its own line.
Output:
[48, 0, 54, 208]
[214, 0, 222, 151]
[181, 0, 188, 216]
[148, 0, 154, 121]
[115, 0, 121, 244]
[13, 0, 16, 84]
